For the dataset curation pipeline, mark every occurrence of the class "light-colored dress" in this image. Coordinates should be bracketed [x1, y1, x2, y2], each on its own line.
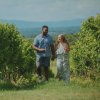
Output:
[56, 43, 70, 83]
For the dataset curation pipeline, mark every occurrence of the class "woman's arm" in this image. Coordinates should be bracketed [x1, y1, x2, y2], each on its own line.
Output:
[64, 43, 70, 52]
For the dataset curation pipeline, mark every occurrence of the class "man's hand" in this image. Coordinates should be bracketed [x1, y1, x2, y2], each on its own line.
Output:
[51, 55, 55, 61]
[50, 44, 55, 61]
[32, 45, 46, 52]
[38, 48, 46, 52]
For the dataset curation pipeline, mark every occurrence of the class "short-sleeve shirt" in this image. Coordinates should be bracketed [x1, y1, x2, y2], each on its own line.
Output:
[33, 34, 53, 57]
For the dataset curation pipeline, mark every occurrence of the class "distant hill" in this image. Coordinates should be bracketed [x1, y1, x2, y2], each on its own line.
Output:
[18, 26, 80, 37]
[0, 19, 83, 28]
[0, 19, 83, 36]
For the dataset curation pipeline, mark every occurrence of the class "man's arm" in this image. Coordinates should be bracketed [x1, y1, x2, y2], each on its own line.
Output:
[32, 37, 45, 52]
[50, 44, 55, 61]
[32, 45, 45, 52]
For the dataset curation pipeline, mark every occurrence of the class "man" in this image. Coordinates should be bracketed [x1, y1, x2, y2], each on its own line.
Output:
[32, 25, 55, 81]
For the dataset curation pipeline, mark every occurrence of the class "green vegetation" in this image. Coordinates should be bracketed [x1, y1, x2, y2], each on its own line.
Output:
[0, 14, 100, 100]
[0, 63, 100, 100]
[0, 81, 100, 100]
[70, 14, 100, 80]
[0, 23, 36, 84]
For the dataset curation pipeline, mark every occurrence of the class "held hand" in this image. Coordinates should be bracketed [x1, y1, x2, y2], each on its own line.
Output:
[51, 55, 55, 61]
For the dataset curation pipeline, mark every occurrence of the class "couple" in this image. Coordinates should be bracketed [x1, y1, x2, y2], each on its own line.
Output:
[32, 25, 70, 83]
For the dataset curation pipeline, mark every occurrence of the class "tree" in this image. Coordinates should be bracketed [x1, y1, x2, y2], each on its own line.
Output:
[71, 14, 100, 79]
[0, 23, 36, 82]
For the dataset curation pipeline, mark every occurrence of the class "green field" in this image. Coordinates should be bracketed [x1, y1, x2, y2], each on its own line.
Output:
[0, 81, 100, 100]
[0, 79, 100, 100]
[0, 62, 100, 100]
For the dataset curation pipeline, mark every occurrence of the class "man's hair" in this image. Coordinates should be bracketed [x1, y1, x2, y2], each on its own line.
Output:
[42, 25, 48, 30]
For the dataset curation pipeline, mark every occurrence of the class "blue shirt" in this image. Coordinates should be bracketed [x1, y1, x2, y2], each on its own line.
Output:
[33, 34, 53, 57]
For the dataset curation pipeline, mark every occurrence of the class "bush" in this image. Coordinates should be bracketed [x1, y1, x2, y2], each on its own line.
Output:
[70, 14, 100, 80]
[0, 23, 36, 83]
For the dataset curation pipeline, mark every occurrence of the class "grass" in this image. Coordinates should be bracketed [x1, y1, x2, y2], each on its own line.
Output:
[0, 61, 100, 100]
[0, 79, 100, 100]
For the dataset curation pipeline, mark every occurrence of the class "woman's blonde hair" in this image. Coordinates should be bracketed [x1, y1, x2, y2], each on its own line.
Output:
[55, 34, 69, 50]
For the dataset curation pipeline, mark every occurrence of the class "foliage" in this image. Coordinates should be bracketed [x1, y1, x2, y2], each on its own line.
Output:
[71, 14, 100, 80]
[64, 33, 79, 45]
[0, 23, 36, 83]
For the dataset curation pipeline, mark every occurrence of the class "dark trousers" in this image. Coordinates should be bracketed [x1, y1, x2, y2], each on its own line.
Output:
[37, 67, 49, 80]
[36, 57, 50, 81]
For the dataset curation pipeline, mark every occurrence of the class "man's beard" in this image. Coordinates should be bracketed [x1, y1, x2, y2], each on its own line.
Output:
[43, 32, 47, 36]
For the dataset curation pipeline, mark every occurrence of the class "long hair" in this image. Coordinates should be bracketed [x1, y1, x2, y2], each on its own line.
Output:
[55, 34, 69, 50]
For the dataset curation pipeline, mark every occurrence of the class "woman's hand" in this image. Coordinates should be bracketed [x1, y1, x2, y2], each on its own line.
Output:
[64, 47, 70, 52]
[63, 43, 70, 52]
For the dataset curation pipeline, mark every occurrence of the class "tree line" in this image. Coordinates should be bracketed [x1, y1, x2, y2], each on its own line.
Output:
[0, 14, 100, 86]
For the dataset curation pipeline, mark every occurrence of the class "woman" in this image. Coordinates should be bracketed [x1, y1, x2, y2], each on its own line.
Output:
[55, 34, 70, 84]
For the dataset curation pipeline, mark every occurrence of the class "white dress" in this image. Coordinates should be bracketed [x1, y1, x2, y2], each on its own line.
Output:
[56, 43, 70, 82]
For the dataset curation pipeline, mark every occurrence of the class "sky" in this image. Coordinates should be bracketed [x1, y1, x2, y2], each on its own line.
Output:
[0, 0, 100, 21]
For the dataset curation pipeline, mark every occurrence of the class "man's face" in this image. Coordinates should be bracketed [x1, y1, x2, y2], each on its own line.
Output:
[42, 27, 48, 35]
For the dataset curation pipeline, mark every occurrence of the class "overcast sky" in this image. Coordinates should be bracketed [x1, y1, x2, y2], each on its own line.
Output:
[0, 0, 100, 21]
